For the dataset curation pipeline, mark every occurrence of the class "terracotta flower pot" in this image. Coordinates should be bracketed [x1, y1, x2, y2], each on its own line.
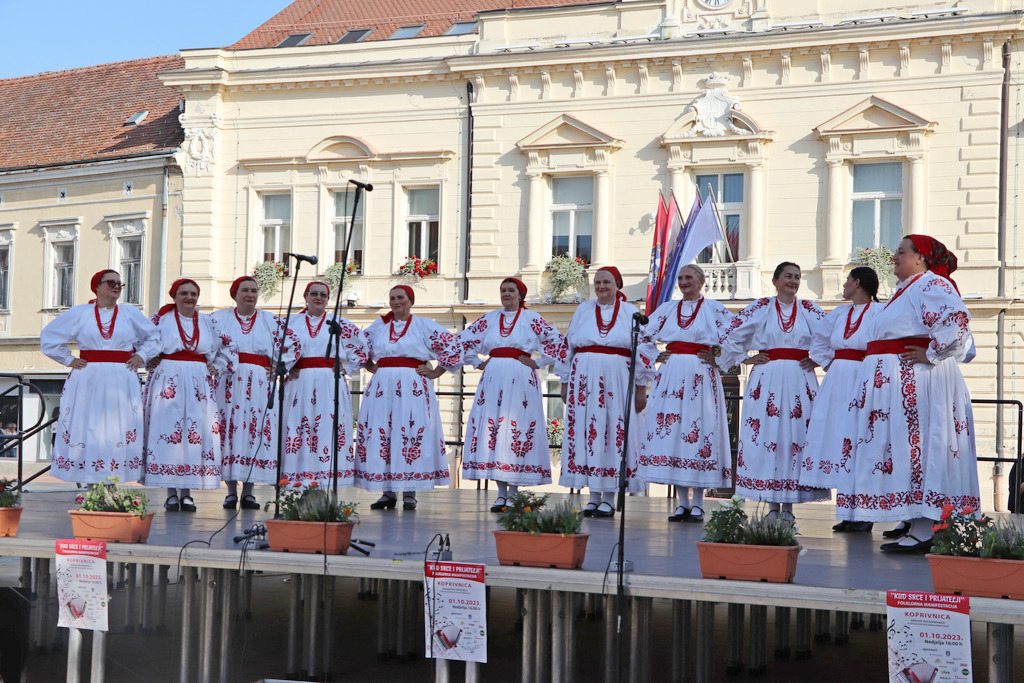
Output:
[68, 510, 154, 543]
[695, 541, 800, 583]
[264, 519, 355, 555]
[493, 530, 590, 569]
[927, 553, 1024, 600]
[0, 507, 23, 537]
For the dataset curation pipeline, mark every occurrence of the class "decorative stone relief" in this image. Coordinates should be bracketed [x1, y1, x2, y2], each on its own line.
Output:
[820, 50, 830, 83]
[683, 73, 744, 138]
[573, 69, 583, 98]
[858, 48, 869, 80]
[899, 44, 910, 77]
[741, 56, 752, 87]
[780, 53, 791, 85]
[180, 112, 220, 178]
[509, 73, 519, 101]
[671, 61, 682, 91]
[605, 67, 616, 96]
[541, 71, 551, 99]
[983, 38, 993, 67]
[638, 64, 649, 94]
[941, 41, 951, 73]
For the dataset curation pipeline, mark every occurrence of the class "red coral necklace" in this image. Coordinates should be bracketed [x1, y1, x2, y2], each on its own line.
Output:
[498, 308, 521, 337]
[775, 299, 797, 333]
[94, 304, 118, 340]
[235, 309, 257, 335]
[389, 317, 412, 343]
[595, 298, 621, 337]
[676, 297, 704, 330]
[843, 302, 871, 340]
[306, 312, 326, 338]
[175, 310, 199, 351]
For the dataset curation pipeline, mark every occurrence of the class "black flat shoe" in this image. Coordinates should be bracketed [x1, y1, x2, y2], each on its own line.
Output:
[582, 503, 598, 518]
[846, 521, 874, 533]
[832, 520, 852, 532]
[880, 535, 932, 554]
[222, 495, 238, 510]
[686, 506, 704, 523]
[370, 495, 397, 510]
[403, 495, 417, 511]
[179, 496, 197, 513]
[882, 521, 911, 539]
[240, 495, 260, 510]
[489, 497, 507, 513]
[164, 496, 180, 512]
[593, 502, 615, 518]
[668, 505, 689, 523]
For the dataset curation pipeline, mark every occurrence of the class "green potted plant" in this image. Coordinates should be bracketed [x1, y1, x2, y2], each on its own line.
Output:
[264, 479, 360, 555]
[695, 497, 801, 583]
[927, 504, 1024, 599]
[493, 491, 588, 569]
[544, 255, 589, 303]
[70, 477, 153, 543]
[0, 478, 23, 537]
[252, 260, 289, 300]
[396, 257, 437, 284]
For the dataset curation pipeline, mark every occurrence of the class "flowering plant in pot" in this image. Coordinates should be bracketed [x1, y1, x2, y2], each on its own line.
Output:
[396, 257, 437, 281]
[927, 504, 1024, 599]
[264, 479, 360, 555]
[69, 477, 153, 543]
[493, 491, 588, 569]
[695, 497, 800, 583]
[0, 478, 23, 537]
[252, 260, 290, 300]
[544, 255, 589, 303]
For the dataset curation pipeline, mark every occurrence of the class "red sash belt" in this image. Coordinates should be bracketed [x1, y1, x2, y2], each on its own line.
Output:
[576, 345, 630, 358]
[489, 347, 527, 359]
[377, 357, 424, 369]
[238, 353, 271, 368]
[80, 350, 132, 363]
[667, 342, 710, 355]
[764, 348, 809, 362]
[833, 349, 866, 362]
[866, 337, 931, 356]
[162, 351, 206, 363]
[295, 357, 333, 370]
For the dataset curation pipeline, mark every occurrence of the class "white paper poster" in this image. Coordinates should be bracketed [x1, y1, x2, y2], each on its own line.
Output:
[886, 591, 971, 683]
[55, 539, 108, 631]
[424, 561, 486, 663]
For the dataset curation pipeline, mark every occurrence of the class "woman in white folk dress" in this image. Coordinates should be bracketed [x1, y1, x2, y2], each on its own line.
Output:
[354, 285, 462, 510]
[143, 279, 236, 512]
[719, 262, 829, 520]
[41, 270, 160, 484]
[212, 276, 301, 509]
[557, 266, 657, 519]
[281, 281, 368, 488]
[458, 277, 568, 512]
[804, 266, 881, 533]
[639, 264, 735, 523]
[837, 236, 979, 554]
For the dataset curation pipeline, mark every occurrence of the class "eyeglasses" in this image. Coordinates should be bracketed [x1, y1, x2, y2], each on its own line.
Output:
[100, 281, 124, 289]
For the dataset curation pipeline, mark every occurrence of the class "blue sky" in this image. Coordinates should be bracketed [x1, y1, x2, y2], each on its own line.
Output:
[0, 1, 290, 79]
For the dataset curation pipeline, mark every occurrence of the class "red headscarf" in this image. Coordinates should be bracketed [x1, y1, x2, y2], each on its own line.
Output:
[88, 269, 117, 303]
[596, 266, 628, 302]
[157, 278, 201, 318]
[907, 234, 960, 295]
[382, 285, 416, 322]
[230, 276, 257, 300]
[500, 277, 528, 309]
[300, 281, 330, 314]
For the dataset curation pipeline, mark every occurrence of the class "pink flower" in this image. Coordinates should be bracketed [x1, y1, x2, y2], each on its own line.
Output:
[75, 495, 85, 504]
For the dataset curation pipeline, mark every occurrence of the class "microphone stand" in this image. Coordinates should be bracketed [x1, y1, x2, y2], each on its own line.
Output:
[325, 185, 366, 496]
[269, 256, 306, 518]
[615, 311, 645, 681]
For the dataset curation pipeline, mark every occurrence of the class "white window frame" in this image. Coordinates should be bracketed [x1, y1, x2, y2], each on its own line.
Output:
[693, 169, 744, 264]
[331, 189, 365, 273]
[403, 185, 440, 265]
[0, 225, 14, 313]
[549, 175, 594, 262]
[41, 218, 82, 311]
[105, 211, 149, 308]
[849, 161, 905, 255]
[259, 193, 292, 264]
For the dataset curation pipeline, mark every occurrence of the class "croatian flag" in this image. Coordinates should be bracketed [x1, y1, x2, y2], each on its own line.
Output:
[657, 192, 702, 307]
[645, 194, 669, 315]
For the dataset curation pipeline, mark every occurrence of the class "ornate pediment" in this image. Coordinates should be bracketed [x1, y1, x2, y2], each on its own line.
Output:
[815, 96, 935, 136]
[516, 114, 622, 151]
[306, 135, 377, 161]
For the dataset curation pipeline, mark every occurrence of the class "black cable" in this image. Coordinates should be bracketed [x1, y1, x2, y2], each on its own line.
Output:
[421, 532, 445, 671]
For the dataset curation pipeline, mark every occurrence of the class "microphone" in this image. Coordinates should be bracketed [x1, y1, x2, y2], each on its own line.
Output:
[348, 179, 373, 192]
[284, 252, 318, 266]
[633, 312, 649, 325]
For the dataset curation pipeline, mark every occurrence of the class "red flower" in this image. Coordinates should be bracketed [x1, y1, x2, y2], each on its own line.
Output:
[292, 482, 302, 488]
[279, 478, 290, 486]
[309, 482, 319, 489]
[940, 503, 955, 520]
[75, 495, 85, 504]
[962, 506, 975, 515]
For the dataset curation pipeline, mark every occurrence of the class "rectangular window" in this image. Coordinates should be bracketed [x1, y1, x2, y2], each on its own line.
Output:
[851, 162, 903, 254]
[119, 236, 143, 305]
[333, 190, 364, 272]
[0, 245, 9, 311]
[406, 187, 439, 263]
[52, 242, 75, 308]
[337, 28, 373, 43]
[389, 25, 425, 39]
[550, 176, 593, 262]
[261, 194, 292, 263]
[694, 171, 743, 263]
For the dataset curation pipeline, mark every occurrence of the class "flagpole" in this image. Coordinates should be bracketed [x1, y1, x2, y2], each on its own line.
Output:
[705, 183, 736, 262]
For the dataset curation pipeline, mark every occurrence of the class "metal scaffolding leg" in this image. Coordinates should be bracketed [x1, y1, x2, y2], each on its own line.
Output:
[869, 612, 884, 631]
[395, 580, 410, 662]
[774, 607, 791, 659]
[602, 594, 617, 683]
[321, 576, 336, 677]
[795, 608, 813, 660]
[388, 579, 401, 660]
[726, 603, 745, 674]
[29, 558, 43, 654]
[813, 609, 831, 644]
[435, 657, 450, 682]
[834, 611, 850, 645]
[748, 604, 767, 677]
[377, 579, 391, 661]
[552, 592, 566, 683]
[466, 661, 480, 682]
[198, 568, 217, 683]
[140, 564, 154, 635]
[38, 558, 52, 653]
[987, 623, 1014, 683]
[219, 569, 235, 683]
[124, 563, 137, 634]
[849, 611, 865, 630]
[67, 627, 83, 683]
[242, 570, 253, 620]
[587, 592, 602, 621]
[694, 601, 715, 683]
[522, 589, 538, 683]
[565, 591, 577, 683]
[304, 575, 321, 679]
[515, 588, 525, 631]
[287, 574, 301, 675]
[630, 596, 652, 683]
[671, 599, 692, 683]
[179, 568, 195, 683]
[91, 629, 107, 682]
[156, 565, 169, 635]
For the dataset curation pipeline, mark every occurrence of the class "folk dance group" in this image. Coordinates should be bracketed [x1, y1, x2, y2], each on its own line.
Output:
[41, 234, 978, 554]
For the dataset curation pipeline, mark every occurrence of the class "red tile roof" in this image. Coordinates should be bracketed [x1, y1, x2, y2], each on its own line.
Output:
[231, 0, 612, 49]
[0, 55, 184, 172]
